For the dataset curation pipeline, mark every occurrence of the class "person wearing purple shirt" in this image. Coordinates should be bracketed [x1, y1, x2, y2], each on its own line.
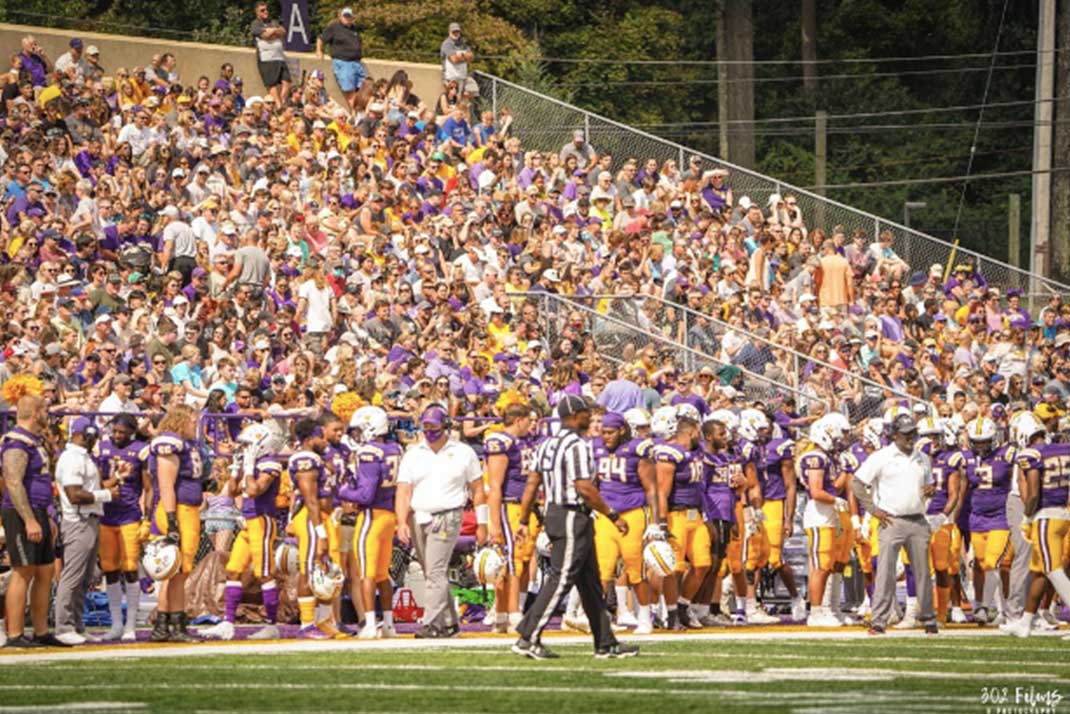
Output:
[669, 374, 709, 417]
[18, 42, 49, 87]
[6, 185, 44, 226]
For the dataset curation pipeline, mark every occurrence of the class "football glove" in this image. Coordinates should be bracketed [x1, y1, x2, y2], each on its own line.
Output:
[165, 512, 180, 544]
[833, 497, 849, 513]
[643, 524, 665, 542]
[928, 512, 948, 533]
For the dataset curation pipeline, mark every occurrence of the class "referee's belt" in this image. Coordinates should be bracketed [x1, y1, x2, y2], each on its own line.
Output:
[556, 503, 591, 515]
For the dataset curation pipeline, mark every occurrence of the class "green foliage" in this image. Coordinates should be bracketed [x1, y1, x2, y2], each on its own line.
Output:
[191, 5, 254, 47]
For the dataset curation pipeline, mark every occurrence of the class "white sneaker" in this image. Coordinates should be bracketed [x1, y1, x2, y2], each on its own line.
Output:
[381, 625, 397, 639]
[1000, 616, 1032, 638]
[55, 631, 86, 646]
[990, 613, 1008, 627]
[248, 624, 280, 640]
[633, 618, 653, 635]
[101, 624, 124, 641]
[806, 613, 843, 627]
[610, 622, 626, 632]
[121, 627, 137, 642]
[950, 607, 968, 623]
[746, 608, 780, 625]
[1042, 610, 1061, 627]
[81, 632, 101, 643]
[483, 610, 497, 626]
[562, 614, 590, 633]
[199, 621, 235, 640]
[791, 598, 807, 622]
[357, 622, 379, 640]
[974, 607, 989, 625]
[617, 611, 639, 628]
[893, 612, 918, 630]
[888, 606, 902, 626]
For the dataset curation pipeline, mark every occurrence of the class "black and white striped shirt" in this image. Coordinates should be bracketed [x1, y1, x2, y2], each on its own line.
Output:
[534, 429, 593, 507]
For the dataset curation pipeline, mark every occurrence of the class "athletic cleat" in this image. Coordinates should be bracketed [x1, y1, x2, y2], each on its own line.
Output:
[1041, 610, 1061, 629]
[633, 619, 653, 635]
[121, 628, 137, 643]
[990, 613, 1007, 627]
[924, 622, 939, 635]
[807, 613, 843, 627]
[594, 643, 640, 659]
[380, 625, 397, 639]
[1000, 617, 1032, 638]
[248, 624, 280, 640]
[1035, 614, 1058, 631]
[36, 632, 75, 647]
[561, 614, 590, 633]
[512, 638, 559, 660]
[610, 622, 626, 633]
[892, 613, 918, 630]
[617, 611, 639, 628]
[746, 609, 780, 625]
[199, 621, 236, 640]
[3, 635, 42, 649]
[700, 613, 732, 627]
[678, 607, 701, 630]
[950, 607, 968, 623]
[101, 624, 125, 642]
[791, 599, 808, 622]
[316, 620, 348, 639]
[483, 610, 497, 627]
[974, 607, 989, 626]
[357, 622, 379, 640]
[297, 625, 332, 640]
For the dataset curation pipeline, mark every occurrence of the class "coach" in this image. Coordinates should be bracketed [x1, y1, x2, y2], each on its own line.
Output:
[54, 417, 118, 645]
[1, 395, 67, 648]
[852, 414, 938, 635]
[511, 395, 638, 660]
[396, 404, 487, 639]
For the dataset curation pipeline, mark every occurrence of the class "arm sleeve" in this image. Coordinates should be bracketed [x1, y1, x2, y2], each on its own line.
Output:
[350, 452, 383, 506]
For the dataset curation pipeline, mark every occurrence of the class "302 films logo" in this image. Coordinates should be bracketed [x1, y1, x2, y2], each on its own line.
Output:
[982, 686, 1063, 714]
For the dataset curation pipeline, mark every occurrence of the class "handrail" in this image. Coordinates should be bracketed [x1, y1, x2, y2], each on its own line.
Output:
[569, 292, 929, 414]
[476, 71, 1069, 298]
[509, 290, 831, 413]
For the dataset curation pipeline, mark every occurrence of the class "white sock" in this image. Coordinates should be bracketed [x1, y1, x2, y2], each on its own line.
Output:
[508, 611, 522, 627]
[365, 609, 378, 629]
[905, 595, 918, 616]
[496, 611, 508, 624]
[692, 603, 710, 618]
[382, 610, 393, 628]
[1048, 570, 1070, 608]
[658, 595, 667, 619]
[125, 582, 140, 630]
[745, 596, 757, 614]
[106, 581, 123, 628]
[637, 604, 651, 624]
[1020, 611, 1036, 627]
[615, 586, 630, 615]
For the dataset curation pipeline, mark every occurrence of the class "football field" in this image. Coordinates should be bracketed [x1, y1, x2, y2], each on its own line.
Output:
[0, 629, 1067, 714]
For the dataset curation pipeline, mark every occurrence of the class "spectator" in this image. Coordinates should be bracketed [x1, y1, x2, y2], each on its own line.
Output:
[440, 22, 476, 97]
[818, 239, 853, 311]
[317, 6, 371, 115]
[54, 38, 87, 84]
[251, 0, 291, 106]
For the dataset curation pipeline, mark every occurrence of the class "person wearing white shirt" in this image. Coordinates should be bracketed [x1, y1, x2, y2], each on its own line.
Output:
[53, 417, 118, 645]
[296, 262, 336, 355]
[395, 404, 488, 638]
[97, 375, 141, 427]
[852, 414, 938, 635]
[116, 110, 157, 158]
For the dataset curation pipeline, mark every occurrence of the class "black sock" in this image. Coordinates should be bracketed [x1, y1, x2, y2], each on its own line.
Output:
[711, 603, 722, 615]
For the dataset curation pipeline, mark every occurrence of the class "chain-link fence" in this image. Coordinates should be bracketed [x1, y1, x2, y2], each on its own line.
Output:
[476, 72, 1068, 311]
[514, 291, 831, 417]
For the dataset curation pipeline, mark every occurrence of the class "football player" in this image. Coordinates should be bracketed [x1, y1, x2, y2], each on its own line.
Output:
[319, 412, 352, 637]
[1002, 414, 1070, 637]
[148, 404, 203, 642]
[925, 418, 964, 624]
[801, 416, 850, 627]
[202, 423, 287, 641]
[652, 408, 711, 630]
[343, 407, 402, 640]
[592, 412, 658, 634]
[840, 417, 882, 618]
[289, 419, 335, 639]
[96, 415, 151, 642]
[696, 413, 741, 626]
[965, 416, 1016, 626]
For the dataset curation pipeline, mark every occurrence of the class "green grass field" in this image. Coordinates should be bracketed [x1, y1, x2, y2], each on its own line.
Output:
[0, 633, 1067, 714]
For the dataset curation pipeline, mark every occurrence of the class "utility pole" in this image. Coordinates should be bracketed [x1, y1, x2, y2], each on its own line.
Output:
[1031, 0, 1056, 284]
[715, 0, 755, 168]
[716, 2, 729, 160]
[815, 110, 827, 230]
[1009, 193, 1021, 269]
[801, 0, 818, 93]
[1051, 0, 1070, 281]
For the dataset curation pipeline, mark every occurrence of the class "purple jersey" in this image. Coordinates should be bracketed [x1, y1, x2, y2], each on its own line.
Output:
[485, 431, 526, 502]
[701, 447, 739, 522]
[95, 438, 149, 526]
[242, 454, 284, 518]
[289, 449, 330, 502]
[762, 438, 794, 501]
[593, 437, 652, 513]
[148, 432, 202, 507]
[928, 449, 965, 516]
[324, 441, 352, 503]
[839, 443, 871, 516]
[967, 445, 1016, 532]
[338, 440, 402, 511]
[0, 427, 52, 510]
[654, 442, 703, 509]
[520, 434, 542, 476]
[1017, 443, 1070, 511]
[798, 449, 836, 498]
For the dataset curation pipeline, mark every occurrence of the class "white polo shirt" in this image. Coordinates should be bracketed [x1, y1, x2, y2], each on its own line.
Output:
[854, 443, 932, 517]
[398, 438, 482, 523]
[56, 442, 104, 520]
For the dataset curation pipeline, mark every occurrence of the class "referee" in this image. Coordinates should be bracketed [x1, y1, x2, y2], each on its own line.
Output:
[511, 395, 639, 660]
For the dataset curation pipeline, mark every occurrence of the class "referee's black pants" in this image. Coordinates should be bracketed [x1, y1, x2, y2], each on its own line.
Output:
[516, 504, 617, 650]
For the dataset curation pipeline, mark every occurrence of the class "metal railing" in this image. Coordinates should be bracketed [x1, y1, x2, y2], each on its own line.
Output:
[512, 290, 831, 416]
[476, 72, 1069, 306]
[565, 292, 929, 421]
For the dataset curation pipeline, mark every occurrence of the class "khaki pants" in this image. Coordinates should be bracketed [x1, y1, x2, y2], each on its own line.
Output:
[871, 514, 935, 628]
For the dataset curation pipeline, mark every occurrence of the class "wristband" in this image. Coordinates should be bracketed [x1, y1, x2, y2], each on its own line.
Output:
[315, 524, 328, 539]
[93, 489, 113, 504]
[166, 512, 179, 534]
[607, 508, 620, 522]
[475, 503, 490, 525]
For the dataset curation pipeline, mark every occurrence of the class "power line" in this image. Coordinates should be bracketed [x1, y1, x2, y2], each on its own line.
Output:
[773, 145, 1033, 179]
[559, 62, 1037, 88]
[804, 166, 1070, 190]
[649, 118, 1070, 139]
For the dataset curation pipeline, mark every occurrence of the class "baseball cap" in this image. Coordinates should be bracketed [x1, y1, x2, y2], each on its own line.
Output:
[420, 404, 450, 427]
[891, 414, 917, 435]
[341, 7, 353, 15]
[70, 416, 98, 436]
[930, 263, 943, 277]
[86, 45, 99, 56]
[556, 394, 593, 419]
[70, 38, 83, 49]
[44, 343, 64, 357]
[449, 22, 462, 33]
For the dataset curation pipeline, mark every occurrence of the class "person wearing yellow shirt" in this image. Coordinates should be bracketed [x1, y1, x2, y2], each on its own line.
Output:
[326, 113, 355, 153]
[486, 304, 513, 352]
[286, 120, 310, 155]
[429, 151, 455, 182]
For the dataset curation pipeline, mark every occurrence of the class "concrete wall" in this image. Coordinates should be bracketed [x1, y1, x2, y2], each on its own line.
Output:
[0, 21, 443, 108]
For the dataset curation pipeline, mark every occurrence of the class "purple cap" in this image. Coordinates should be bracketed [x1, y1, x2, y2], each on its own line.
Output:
[70, 416, 95, 435]
[420, 404, 449, 427]
[192, 267, 208, 278]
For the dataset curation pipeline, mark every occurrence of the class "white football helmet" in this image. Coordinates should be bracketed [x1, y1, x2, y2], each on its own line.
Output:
[650, 406, 679, 439]
[916, 415, 943, 437]
[535, 530, 552, 558]
[883, 405, 909, 425]
[737, 408, 771, 443]
[942, 419, 960, 449]
[675, 403, 701, 423]
[706, 409, 739, 434]
[236, 421, 286, 477]
[473, 546, 505, 585]
[966, 417, 998, 445]
[350, 406, 390, 443]
[862, 418, 884, 450]
[623, 408, 651, 431]
[142, 538, 180, 581]
[809, 419, 839, 452]
[1014, 412, 1046, 448]
[643, 539, 676, 577]
[274, 542, 299, 576]
[310, 561, 345, 600]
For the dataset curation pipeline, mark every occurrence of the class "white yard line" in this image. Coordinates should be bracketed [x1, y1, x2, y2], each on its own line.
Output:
[0, 705, 146, 713]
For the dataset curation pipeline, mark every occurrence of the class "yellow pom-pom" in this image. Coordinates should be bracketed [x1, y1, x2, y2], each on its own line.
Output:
[494, 388, 529, 416]
[2, 373, 43, 406]
[330, 391, 364, 425]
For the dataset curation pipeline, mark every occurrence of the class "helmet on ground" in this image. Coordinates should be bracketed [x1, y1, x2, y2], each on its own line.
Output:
[650, 406, 679, 439]
[473, 546, 505, 585]
[737, 408, 771, 443]
[274, 542, 299, 576]
[623, 408, 651, 431]
[310, 561, 345, 600]
[142, 538, 180, 581]
[643, 540, 675, 577]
